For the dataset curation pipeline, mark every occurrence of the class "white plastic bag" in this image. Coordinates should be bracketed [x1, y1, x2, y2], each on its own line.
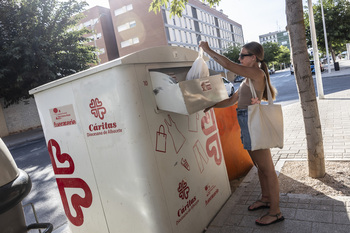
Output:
[185, 48, 210, 80]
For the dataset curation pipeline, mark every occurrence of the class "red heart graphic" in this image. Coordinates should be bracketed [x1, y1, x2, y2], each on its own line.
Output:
[47, 139, 75, 175]
[56, 178, 93, 226]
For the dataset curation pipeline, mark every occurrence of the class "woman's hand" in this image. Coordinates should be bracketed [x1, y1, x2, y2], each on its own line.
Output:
[204, 104, 216, 113]
[251, 97, 261, 105]
[199, 41, 210, 52]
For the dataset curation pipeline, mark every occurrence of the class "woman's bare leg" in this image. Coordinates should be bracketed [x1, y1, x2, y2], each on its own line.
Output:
[249, 149, 283, 224]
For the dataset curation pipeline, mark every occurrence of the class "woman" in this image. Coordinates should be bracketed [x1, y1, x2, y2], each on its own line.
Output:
[199, 41, 284, 226]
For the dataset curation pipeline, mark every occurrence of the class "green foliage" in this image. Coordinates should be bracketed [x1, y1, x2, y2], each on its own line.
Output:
[223, 44, 241, 63]
[277, 45, 291, 65]
[0, 0, 97, 107]
[149, 0, 221, 17]
[304, 0, 350, 56]
[260, 42, 291, 70]
[262, 42, 281, 65]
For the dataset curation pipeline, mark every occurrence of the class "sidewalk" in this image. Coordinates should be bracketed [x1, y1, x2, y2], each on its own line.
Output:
[320, 59, 350, 78]
[2, 59, 350, 233]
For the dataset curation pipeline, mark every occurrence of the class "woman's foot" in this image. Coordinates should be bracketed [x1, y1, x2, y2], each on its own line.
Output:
[247, 200, 270, 211]
[255, 212, 285, 226]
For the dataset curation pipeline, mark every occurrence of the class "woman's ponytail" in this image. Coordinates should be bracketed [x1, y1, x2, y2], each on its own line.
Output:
[260, 61, 277, 101]
[243, 41, 277, 101]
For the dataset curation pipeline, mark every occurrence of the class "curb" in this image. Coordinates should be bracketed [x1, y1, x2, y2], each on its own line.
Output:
[2, 128, 45, 149]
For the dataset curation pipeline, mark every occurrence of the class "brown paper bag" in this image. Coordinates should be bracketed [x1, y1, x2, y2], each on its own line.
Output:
[179, 75, 228, 115]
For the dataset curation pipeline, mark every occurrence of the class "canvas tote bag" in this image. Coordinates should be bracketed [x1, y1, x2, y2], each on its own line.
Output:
[247, 77, 284, 151]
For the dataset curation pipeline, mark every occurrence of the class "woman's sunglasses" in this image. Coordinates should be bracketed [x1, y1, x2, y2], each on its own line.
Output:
[239, 53, 253, 59]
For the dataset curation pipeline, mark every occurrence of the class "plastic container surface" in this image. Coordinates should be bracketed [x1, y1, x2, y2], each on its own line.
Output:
[29, 46, 231, 233]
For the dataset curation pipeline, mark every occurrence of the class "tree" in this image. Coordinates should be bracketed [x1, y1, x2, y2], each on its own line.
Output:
[0, 0, 97, 107]
[286, 0, 325, 178]
[262, 42, 281, 69]
[277, 45, 291, 69]
[304, 0, 350, 61]
[262, 42, 280, 64]
[223, 44, 241, 63]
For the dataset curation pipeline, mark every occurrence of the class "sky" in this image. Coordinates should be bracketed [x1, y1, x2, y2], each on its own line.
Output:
[83, 0, 303, 43]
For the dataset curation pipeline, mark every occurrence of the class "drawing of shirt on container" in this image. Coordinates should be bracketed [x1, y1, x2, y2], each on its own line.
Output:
[164, 115, 186, 154]
[193, 140, 208, 173]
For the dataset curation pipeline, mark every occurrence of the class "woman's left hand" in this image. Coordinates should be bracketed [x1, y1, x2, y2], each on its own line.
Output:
[251, 97, 261, 105]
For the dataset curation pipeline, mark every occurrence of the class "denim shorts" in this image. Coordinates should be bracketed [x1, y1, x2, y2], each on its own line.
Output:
[236, 109, 252, 151]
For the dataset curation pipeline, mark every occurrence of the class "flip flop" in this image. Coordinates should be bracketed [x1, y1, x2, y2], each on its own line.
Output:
[255, 212, 285, 226]
[248, 200, 270, 211]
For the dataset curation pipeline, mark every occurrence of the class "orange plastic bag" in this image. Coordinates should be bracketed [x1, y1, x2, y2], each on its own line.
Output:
[214, 104, 253, 180]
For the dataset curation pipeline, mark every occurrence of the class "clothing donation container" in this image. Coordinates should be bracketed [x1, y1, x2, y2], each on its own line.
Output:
[29, 46, 231, 233]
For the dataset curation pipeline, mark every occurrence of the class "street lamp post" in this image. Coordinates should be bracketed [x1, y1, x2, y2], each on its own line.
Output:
[308, 0, 324, 99]
[320, 0, 331, 74]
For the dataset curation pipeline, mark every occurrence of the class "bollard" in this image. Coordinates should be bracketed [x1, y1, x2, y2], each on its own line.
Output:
[334, 62, 340, 71]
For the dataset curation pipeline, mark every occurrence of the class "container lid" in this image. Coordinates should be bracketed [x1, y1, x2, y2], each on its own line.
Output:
[0, 139, 19, 186]
[29, 46, 207, 95]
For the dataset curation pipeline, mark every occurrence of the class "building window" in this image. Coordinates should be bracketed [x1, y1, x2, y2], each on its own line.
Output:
[83, 21, 91, 27]
[181, 30, 186, 42]
[169, 28, 176, 41]
[98, 48, 105, 55]
[117, 20, 136, 32]
[115, 4, 133, 16]
[120, 37, 139, 48]
[175, 29, 181, 42]
[186, 5, 192, 17]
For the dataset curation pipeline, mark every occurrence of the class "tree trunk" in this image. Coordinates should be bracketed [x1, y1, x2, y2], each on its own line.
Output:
[286, 0, 325, 178]
[329, 44, 336, 63]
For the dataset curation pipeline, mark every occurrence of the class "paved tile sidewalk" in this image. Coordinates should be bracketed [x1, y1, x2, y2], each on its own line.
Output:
[206, 163, 350, 233]
[271, 89, 350, 163]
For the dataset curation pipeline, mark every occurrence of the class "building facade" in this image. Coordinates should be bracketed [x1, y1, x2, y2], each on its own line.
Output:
[163, 0, 244, 71]
[259, 30, 290, 49]
[276, 31, 290, 49]
[109, 0, 244, 71]
[77, 6, 119, 64]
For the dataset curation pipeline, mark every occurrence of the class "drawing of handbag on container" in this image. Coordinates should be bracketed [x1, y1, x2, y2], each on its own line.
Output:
[156, 124, 167, 153]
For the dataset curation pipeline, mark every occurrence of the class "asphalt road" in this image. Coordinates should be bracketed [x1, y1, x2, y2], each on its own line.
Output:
[9, 138, 68, 232]
[234, 70, 350, 106]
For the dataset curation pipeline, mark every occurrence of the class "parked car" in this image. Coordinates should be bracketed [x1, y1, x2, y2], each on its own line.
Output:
[310, 60, 324, 74]
[222, 77, 234, 97]
[341, 51, 347, 59]
[290, 60, 324, 75]
[234, 75, 245, 83]
[269, 68, 275, 75]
